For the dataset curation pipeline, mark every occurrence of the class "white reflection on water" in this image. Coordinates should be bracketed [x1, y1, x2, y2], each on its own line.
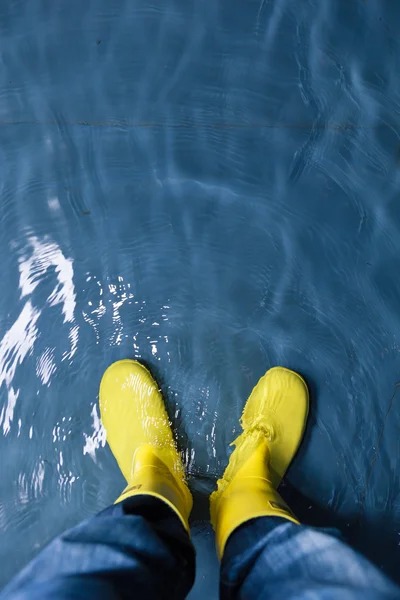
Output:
[19, 236, 76, 324]
[36, 347, 56, 386]
[83, 404, 106, 461]
[0, 236, 77, 435]
[17, 460, 46, 504]
[0, 302, 39, 435]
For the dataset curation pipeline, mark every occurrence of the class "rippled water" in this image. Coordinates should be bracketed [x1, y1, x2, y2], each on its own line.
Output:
[1, 0, 400, 596]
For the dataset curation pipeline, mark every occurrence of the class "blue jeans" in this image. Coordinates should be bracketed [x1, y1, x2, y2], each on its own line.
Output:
[1, 496, 399, 600]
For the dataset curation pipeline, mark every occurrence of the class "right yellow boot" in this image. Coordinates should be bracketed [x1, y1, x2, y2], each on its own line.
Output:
[210, 367, 309, 558]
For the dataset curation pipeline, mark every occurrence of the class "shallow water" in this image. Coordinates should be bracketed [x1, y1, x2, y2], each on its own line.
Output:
[1, 0, 400, 596]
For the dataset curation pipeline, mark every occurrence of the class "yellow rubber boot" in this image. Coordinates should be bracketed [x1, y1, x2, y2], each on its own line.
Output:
[99, 359, 193, 533]
[210, 366, 309, 558]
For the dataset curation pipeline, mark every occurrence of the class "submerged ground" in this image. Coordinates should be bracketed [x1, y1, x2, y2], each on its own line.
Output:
[0, 1, 400, 597]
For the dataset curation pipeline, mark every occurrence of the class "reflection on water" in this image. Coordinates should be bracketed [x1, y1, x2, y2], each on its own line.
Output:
[0, 236, 76, 436]
[83, 404, 106, 459]
[1, 0, 400, 597]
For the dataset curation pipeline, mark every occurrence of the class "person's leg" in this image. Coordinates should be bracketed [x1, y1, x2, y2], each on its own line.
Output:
[211, 367, 399, 600]
[1, 360, 195, 600]
[1, 495, 195, 600]
[210, 367, 309, 559]
[220, 517, 399, 600]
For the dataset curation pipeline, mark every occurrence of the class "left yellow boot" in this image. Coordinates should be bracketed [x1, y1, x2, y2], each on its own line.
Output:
[99, 359, 193, 532]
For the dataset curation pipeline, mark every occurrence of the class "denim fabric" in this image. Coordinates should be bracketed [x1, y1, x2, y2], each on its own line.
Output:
[0, 496, 195, 600]
[221, 517, 400, 600]
[1, 500, 399, 600]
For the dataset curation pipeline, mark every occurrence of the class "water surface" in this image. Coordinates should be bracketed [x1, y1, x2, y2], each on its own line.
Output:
[1, 1, 400, 596]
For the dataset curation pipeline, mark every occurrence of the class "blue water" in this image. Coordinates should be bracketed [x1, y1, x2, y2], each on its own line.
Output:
[1, 0, 400, 596]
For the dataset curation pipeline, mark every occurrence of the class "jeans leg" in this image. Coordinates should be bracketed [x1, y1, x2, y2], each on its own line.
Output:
[220, 517, 399, 600]
[1, 496, 195, 600]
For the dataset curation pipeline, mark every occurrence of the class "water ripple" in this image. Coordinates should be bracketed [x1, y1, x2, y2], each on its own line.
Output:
[1, 0, 400, 594]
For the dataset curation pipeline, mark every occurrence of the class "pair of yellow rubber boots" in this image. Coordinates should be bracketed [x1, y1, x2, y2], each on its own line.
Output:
[100, 360, 309, 557]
